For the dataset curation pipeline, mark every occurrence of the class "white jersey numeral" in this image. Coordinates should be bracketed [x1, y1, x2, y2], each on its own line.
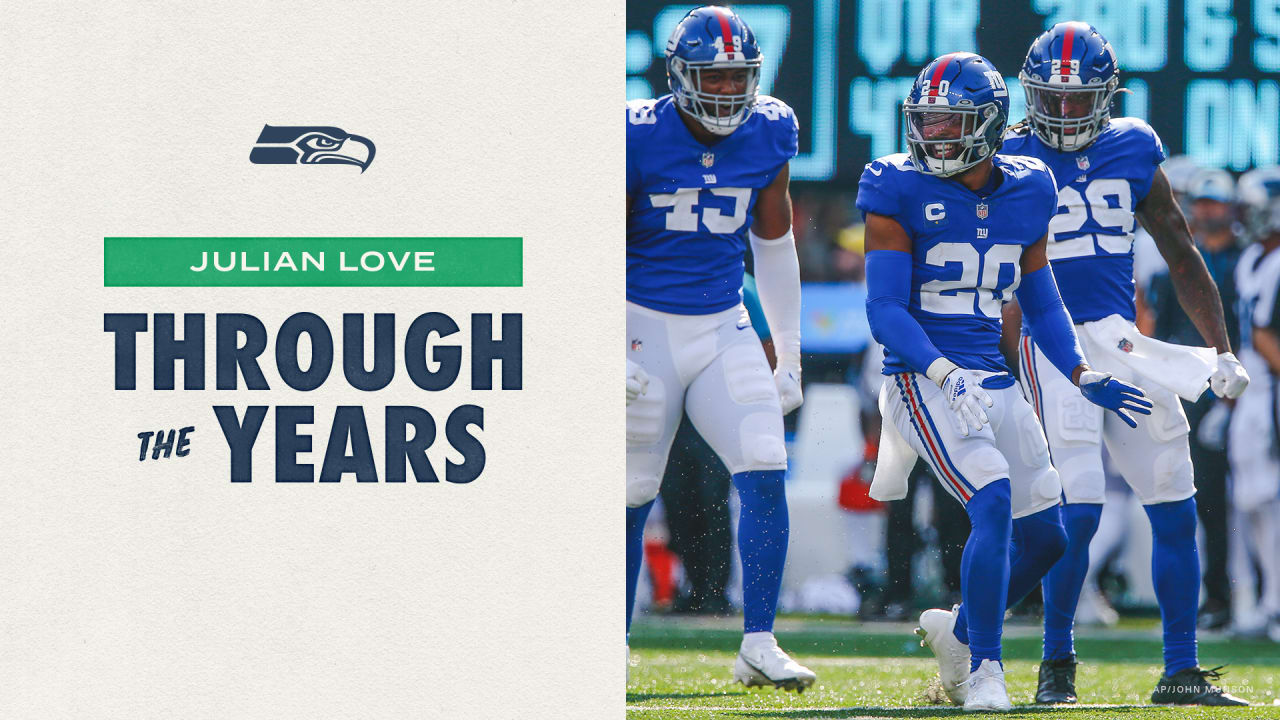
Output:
[648, 188, 700, 231]
[919, 242, 1023, 319]
[701, 188, 752, 233]
[755, 101, 794, 122]
[1048, 178, 1135, 259]
[627, 101, 659, 125]
[649, 187, 751, 233]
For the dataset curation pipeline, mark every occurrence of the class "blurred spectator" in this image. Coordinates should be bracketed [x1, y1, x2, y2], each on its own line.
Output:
[1226, 167, 1280, 639]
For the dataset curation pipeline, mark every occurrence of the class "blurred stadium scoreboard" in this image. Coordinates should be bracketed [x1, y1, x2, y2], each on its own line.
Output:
[627, 1, 1280, 184]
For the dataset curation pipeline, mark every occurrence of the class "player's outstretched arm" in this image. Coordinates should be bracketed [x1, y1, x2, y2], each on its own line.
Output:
[1137, 167, 1249, 397]
[1015, 235, 1153, 427]
[750, 164, 803, 414]
[863, 213, 991, 435]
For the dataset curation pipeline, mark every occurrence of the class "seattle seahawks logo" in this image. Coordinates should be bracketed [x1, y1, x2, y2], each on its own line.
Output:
[249, 125, 375, 172]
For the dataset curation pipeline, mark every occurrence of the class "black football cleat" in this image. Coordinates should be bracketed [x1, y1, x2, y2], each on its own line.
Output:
[1151, 665, 1249, 706]
[1035, 655, 1078, 704]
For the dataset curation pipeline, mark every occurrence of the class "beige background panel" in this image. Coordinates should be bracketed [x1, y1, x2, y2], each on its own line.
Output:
[0, 2, 621, 717]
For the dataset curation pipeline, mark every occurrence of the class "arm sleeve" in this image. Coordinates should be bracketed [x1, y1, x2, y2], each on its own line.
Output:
[865, 249, 947, 375]
[749, 229, 800, 364]
[1015, 264, 1087, 381]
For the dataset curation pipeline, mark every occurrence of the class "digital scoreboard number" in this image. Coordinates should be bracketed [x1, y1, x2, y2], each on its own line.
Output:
[627, 0, 1280, 184]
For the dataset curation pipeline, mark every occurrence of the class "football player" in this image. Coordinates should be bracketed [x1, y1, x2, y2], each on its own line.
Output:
[860, 51, 1150, 712]
[1229, 168, 1280, 642]
[1002, 22, 1250, 706]
[625, 6, 815, 691]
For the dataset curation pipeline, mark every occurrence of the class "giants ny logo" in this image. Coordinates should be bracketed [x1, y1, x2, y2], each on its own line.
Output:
[249, 125, 376, 172]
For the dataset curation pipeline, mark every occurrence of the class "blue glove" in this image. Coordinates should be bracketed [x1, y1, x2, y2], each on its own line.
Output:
[1078, 370, 1153, 428]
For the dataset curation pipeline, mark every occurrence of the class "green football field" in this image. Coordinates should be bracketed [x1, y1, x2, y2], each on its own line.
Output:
[626, 616, 1280, 719]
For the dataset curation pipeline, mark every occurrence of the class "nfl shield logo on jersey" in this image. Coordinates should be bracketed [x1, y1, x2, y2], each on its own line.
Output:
[975, 203, 989, 220]
[701, 152, 715, 168]
[1077, 155, 1091, 171]
[631, 338, 643, 352]
[1118, 338, 1134, 353]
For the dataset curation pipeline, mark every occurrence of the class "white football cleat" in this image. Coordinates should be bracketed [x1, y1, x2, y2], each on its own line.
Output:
[916, 607, 971, 705]
[964, 659, 1012, 712]
[733, 634, 816, 692]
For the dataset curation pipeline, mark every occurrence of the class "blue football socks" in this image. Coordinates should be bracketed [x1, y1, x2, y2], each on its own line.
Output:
[960, 480, 1013, 671]
[732, 470, 789, 634]
[1145, 498, 1200, 675]
[954, 504, 1066, 646]
[1042, 502, 1102, 660]
[626, 500, 655, 636]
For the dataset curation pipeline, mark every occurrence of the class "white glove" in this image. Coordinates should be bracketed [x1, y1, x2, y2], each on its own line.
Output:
[626, 358, 649, 406]
[1209, 351, 1249, 399]
[775, 357, 803, 415]
[939, 368, 993, 437]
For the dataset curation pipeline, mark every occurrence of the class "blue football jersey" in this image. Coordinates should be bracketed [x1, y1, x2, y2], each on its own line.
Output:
[857, 154, 1059, 375]
[1001, 117, 1167, 323]
[627, 95, 799, 315]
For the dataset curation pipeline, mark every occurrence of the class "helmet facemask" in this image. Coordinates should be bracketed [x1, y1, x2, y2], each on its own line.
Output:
[1020, 73, 1117, 151]
[903, 100, 1001, 177]
[1244, 187, 1280, 242]
[668, 56, 761, 136]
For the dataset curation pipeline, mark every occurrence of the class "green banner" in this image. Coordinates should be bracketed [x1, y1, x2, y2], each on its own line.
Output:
[104, 237, 522, 287]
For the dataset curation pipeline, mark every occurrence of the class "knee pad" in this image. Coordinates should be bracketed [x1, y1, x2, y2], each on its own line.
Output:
[959, 446, 1010, 487]
[626, 471, 661, 508]
[626, 375, 667, 447]
[735, 411, 787, 472]
[1031, 465, 1064, 507]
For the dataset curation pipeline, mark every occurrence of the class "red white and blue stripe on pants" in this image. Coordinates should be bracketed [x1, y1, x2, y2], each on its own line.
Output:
[893, 372, 978, 504]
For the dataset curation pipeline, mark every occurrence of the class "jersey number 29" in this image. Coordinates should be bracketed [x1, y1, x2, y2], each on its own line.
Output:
[1048, 179, 1135, 259]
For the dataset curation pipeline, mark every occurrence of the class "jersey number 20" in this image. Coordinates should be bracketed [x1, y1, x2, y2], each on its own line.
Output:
[920, 242, 1023, 318]
[650, 188, 751, 233]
